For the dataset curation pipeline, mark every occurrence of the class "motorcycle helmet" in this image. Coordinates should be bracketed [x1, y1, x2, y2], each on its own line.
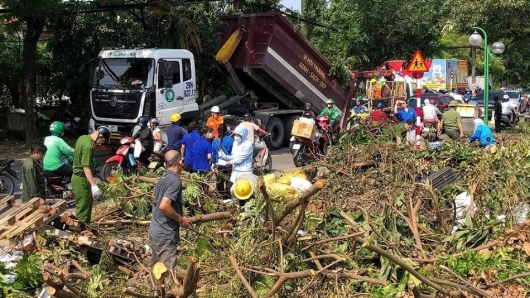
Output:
[49, 121, 65, 136]
[243, 113, 252, 121]
[376, 102, 384, 109]
[97, 126, 111, 144]
[137, 116, 148, 128]
[233, 179, 254, 200]
[304, 103, 312, 111]
[503, 95, 509, 100]
[170, 113, 181, 123]
[326, 98, 335, 105]
[150, 118, 160, 126]
[430, 99, 436, 105]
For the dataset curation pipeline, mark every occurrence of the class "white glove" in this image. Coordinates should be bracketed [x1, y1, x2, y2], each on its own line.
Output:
[91, 184, 100, 199]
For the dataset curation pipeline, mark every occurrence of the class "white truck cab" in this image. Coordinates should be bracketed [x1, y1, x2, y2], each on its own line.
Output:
[89, 48, 198, 134]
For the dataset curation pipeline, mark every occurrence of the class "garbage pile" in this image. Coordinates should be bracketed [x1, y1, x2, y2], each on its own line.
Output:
[3, 127, 530, 297]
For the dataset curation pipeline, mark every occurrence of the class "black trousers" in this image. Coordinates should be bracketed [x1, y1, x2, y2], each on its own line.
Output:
[216, 165, 232, 200]
[494, 117, 501, 133]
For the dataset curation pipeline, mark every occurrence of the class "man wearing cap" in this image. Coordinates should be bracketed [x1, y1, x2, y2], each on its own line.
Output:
[437, 100, 464, 141]
[230, 173, 258, 210]
[207, 106, 223, 139]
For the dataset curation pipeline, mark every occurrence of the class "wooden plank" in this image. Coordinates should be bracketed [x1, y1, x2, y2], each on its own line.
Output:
[0, 198, 40, 226]
[0, 207, 37, 230]
[2, 213, 45, 239]
[0, 210, 43, 239]
[0, 195, 16, 219]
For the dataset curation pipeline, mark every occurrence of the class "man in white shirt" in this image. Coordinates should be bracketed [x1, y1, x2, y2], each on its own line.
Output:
[240, 113, 270, 167]
[422, 99, 442, 123]
[501, 95, 516, 123]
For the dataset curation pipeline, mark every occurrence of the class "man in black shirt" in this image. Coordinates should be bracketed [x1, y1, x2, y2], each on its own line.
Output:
[493, 96, 502, 133]
[132, 116, 153, 166]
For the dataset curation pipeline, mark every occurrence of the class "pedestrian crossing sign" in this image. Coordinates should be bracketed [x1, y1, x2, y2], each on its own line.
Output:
[406, 50, 429, 73]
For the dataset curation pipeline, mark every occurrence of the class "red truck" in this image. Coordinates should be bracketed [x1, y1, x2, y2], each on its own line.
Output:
[206, 12, 355, 150]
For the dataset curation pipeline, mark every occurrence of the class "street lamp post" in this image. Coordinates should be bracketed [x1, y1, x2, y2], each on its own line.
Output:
[469, 27, 505, 123]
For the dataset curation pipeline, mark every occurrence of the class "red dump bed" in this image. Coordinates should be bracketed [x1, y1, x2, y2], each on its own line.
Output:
[220, 12, 354, 114]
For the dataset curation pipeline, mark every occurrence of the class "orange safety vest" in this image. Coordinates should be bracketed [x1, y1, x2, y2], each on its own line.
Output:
[206, 116, 224, 139]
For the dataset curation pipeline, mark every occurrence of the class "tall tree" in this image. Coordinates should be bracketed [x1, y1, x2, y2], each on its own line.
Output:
[1, 0, 63, 143]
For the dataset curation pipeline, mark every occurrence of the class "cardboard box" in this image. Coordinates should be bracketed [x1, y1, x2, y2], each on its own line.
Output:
[291, 120, 315, 139]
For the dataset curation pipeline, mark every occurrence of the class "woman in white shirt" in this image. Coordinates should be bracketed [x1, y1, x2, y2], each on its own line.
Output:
[150, 118, 163, 153]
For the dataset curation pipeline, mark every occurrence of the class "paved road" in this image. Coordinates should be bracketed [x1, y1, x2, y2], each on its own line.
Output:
[2, 148, 298, 201]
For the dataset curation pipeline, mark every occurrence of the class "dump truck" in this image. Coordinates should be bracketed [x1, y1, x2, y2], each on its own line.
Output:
[211, 12, 355, 150]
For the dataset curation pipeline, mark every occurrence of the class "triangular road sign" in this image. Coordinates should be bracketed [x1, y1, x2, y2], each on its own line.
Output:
[407, 50, 429, 73]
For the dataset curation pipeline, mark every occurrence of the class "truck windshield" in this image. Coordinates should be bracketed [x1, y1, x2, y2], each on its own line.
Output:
[93, 58, 155, 89]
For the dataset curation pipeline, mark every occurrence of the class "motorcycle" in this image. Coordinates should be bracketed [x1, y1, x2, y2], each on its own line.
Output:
[102, 136, 164, 181]
[253, 134, 272, 173]
[500, 109, 520, 129]
[289, 119, 329, 167]
[422, 119, 439, 142]
[316, 115, 339, 145]
[0, 158, 18, 197]
[43, 172, 75, 205]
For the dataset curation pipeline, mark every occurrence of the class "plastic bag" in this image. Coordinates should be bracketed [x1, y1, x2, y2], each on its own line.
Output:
[263, 173, 277, 186]
[266, 182, 297, 200]
[290, 177, 312, 193]
[133, 139, 144, 158]
[278, 169, 307, 185]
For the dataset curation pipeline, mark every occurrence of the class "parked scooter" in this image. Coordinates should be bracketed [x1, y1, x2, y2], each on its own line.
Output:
[102, 136, 144, 182]
[253, 134, 272, 173]
[0, 158, 18, 197]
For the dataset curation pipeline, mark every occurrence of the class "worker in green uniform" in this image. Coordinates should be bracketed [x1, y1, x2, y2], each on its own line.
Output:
[21, 143, 47, 205]
[71, 126, 111, 222]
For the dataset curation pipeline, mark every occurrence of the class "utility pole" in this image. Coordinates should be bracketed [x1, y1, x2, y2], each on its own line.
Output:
[471, 46, 476, 84]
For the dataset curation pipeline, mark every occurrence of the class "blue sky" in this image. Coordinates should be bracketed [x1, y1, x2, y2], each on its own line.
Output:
[281, 0, 301, 11]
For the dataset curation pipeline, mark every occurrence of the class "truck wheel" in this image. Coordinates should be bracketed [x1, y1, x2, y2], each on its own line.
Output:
[283, 116, 299, 146]
[265, 117, 284, 150]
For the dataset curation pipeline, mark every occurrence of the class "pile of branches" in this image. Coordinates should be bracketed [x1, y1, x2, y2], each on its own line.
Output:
[32, 128, 530, 297]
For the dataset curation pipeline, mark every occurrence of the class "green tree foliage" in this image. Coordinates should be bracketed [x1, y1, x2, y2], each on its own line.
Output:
[443, 0, 530, 85]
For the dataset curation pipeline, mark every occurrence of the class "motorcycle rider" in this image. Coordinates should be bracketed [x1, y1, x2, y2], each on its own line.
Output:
[463, 90, 472, 103]
[132, 116, 154, 166]
[302, 103, 316, 119]
[240, 113, 270, 167]
[469, 118, 496, 148]
[352, 97, 368, 116]
[371, 102, 388, 122]
[501, 94, 516, 123]
[422, 99, 442, 124]
[320, 98, 340, 134]
[43, 121, 75, 177]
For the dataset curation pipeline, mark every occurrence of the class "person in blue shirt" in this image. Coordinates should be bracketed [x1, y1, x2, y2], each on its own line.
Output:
[166, 113, 187, 158]
[212, 124, 233, 201]
[181, 121, 201, 172]
[191, 126, 213, 175]
[469, 118, 495, 148]
[394, 100, 417, 123]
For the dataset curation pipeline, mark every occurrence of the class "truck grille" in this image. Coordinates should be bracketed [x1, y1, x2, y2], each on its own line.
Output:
[91, 92, 141, 119]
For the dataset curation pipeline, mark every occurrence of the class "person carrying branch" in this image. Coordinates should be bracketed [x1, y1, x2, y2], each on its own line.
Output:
[149, 150, 192, 270]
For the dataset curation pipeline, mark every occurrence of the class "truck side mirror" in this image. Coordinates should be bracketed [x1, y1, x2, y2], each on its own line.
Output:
[163, 61, 173, 89]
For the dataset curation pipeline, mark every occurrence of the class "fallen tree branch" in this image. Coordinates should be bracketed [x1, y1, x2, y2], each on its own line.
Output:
[48, 288, 78, 298]
[57, 269, 86, 298]
[486, 272, 530, 288]
[439, 265, 494, 298]
[181, 256, 200, 298]
[259, 179, 276, 240]
[274, 179, 327, 226]
[339, 211, 450, 296]
[301, 231, 366, 251]
[229, 256, 258, 298]
[91, 207, 121, 222]
[137, 176, 159, 184]
[189, 207, 237, 224]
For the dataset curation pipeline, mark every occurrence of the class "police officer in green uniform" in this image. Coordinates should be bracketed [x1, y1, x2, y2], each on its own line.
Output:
[71, 126, 110, 222]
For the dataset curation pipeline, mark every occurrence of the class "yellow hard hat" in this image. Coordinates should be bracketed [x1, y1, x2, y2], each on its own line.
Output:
[234, 179, 253, 200]
[170, 113, 181, 123]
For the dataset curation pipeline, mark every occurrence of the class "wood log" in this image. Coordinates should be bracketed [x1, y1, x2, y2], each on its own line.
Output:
[43, 272, 64, 290]
[48, 287, 78, 298]
[189, 207, 237, 224]
[137, 176, 159, 184]
[57, 269, 86, 298]
[91, 207, 121, 222]
[181, 256, 200, 298]
[94, 220, 150, 226]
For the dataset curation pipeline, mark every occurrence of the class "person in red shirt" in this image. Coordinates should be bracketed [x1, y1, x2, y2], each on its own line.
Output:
[371, 102, 388, 122]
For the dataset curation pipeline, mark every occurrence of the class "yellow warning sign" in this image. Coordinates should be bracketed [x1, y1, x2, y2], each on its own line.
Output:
[406, 50, 429, 73]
